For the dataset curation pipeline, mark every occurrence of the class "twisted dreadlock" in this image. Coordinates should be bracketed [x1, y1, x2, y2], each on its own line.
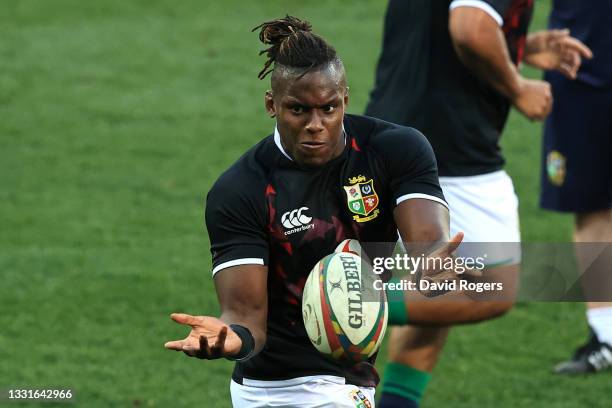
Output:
[252, 15, 339, 80]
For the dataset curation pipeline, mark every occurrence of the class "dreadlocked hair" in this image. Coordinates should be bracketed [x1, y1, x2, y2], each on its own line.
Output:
[252, 15, 338, 80]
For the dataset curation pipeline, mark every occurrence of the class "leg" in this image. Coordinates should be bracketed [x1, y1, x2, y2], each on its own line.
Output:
[575, 209, 612, 342]
[378, 263, 517, 407]
[377, 326, 448, 408]
[577, 210, 612, 346]
[554, 209, 612, 374]
[380, 171, 521, 407]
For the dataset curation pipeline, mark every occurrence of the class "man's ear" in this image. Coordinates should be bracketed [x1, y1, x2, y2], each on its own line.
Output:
[344, 86, 350, 107]
[265, 90, 276, 118]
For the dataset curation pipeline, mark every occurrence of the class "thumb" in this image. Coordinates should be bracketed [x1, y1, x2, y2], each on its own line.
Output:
[549, 28, 570, 38]
[444, 232, 464, 255]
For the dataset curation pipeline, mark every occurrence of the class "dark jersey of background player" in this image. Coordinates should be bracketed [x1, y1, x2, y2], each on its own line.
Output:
[205, 114, 445, 387]
[548, 0, 612, 88]
[365, 0, 534, 177]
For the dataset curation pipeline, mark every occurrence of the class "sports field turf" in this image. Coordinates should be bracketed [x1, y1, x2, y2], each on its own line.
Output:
[1, 0, 609, 406]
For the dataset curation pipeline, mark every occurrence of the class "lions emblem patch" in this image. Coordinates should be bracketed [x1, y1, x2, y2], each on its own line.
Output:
[546, 150, 566, 186]
[344, 175, 380, 223]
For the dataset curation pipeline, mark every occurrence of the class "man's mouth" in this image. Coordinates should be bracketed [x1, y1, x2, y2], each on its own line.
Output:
[300, 141, 326, 150]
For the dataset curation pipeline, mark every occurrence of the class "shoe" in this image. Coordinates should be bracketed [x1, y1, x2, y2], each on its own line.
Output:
[554, 328, 612, 375]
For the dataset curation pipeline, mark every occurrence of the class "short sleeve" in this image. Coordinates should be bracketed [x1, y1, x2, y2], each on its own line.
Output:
[205, 174, 269, 276]
[374, 126, 447, 209]
[449, 0, 513, 26]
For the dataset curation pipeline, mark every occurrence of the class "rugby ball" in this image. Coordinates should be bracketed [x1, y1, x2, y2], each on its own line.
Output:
[334, 238, 363, 257]
[302, 251, 388, 364]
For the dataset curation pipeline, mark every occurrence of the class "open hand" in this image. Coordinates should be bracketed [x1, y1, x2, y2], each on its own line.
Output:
[525, 29, 593, 79]
[416, 232, 483, 297]
[164, 313, 242, 359]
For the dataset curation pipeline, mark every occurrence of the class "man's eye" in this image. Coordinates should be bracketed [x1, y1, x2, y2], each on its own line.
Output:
[291, 106, 304, 114]
[323, 105, 336, 113]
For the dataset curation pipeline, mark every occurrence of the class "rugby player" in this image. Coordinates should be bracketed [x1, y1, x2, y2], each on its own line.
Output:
[366, 1, 591, 406]
[164, 16, 471, 407]
[539, 0, 611, 375]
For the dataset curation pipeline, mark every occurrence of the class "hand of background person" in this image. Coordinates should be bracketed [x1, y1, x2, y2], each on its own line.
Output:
[524, 29, 593, 79]
[164, 313, 242, 359]
[512, 77, 553, 121]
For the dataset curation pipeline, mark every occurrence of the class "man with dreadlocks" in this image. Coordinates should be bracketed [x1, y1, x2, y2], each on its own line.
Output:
[164, 16, 463, 407]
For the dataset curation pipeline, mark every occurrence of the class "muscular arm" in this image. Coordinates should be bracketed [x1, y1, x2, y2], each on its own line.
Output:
[394, 198, 449, 252]
[170, 170, 270, 359]
[449, 6, 552, 120]
[449, 6, 521, 100]
[214, 264, 268, 355]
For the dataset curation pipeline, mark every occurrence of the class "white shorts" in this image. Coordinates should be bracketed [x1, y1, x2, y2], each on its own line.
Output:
[230, 376, 375, 408]
[440, 170, 521, 266]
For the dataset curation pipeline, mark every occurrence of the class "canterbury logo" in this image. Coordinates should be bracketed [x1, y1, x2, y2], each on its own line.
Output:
[281, 207, 312, 228]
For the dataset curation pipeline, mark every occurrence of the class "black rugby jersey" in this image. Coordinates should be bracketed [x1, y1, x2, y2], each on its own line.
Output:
[205, 114, 446, 387]
[366, 0, 534, 177]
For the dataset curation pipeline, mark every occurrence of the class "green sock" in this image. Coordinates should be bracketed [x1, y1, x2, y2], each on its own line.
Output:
[386, 277, 409, 325]
[381, 362, 432, 404]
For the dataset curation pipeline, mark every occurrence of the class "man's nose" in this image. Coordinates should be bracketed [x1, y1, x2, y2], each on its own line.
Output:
[305, 110, 324, 133]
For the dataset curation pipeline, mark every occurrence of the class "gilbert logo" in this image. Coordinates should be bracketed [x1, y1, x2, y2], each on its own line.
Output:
[281, 207, 314, 235]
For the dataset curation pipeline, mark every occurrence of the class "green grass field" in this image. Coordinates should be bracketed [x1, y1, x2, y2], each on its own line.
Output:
[1, 0, 609, 406]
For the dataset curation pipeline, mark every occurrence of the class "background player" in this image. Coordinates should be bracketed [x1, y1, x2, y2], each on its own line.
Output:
[164, 16, 472, 407]
[365, 1, 591, 406]
[538, 0, 611, 375]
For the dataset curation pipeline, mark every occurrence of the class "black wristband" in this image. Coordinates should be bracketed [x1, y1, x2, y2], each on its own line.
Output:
[227, 324, 256, 362]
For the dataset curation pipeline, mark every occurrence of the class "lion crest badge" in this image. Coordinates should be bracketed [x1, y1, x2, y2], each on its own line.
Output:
[343, 175, 380, 223]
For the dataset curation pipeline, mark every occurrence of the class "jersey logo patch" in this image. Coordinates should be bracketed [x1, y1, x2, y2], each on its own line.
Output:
[344, 176, 380, 223]
[281, 206, 314, 235]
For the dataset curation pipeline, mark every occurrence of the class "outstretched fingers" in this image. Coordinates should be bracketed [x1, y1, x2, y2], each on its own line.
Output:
[207, 326, 228, 359]
[182, 327, 227, 359]
[562, 36, 593, 59]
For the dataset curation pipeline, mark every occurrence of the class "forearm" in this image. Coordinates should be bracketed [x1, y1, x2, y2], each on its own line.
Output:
[449, 8, 521, 100]
[214, 264, 269, 356]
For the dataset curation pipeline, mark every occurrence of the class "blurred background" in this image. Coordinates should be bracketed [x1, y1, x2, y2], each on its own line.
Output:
[1, 0, 607, 406]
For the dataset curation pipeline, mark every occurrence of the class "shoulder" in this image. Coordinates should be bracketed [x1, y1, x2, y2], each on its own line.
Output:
[207, 136, 274, 207]
[345, 114, 431, 155]
[449, 0, 519, 25]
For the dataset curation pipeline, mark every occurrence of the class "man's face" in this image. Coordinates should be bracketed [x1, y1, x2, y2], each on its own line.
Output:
[265, 67, 349, 167]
